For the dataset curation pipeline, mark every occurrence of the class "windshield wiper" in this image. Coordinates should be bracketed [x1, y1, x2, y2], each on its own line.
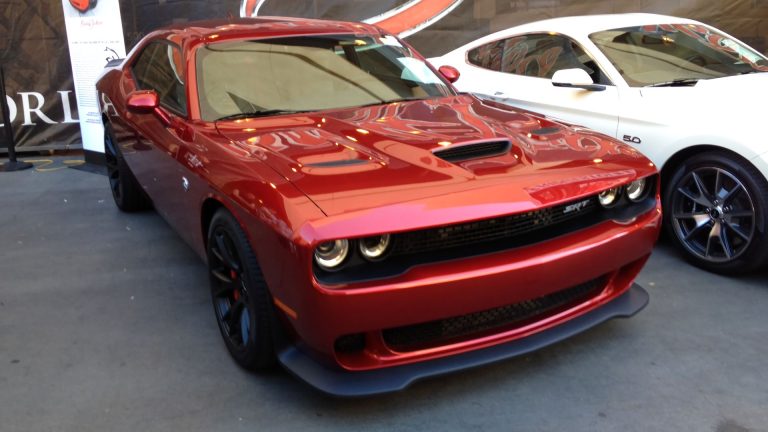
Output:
[355, 97, 431, 109]
[645, 78, 700, 87]
[215, 110, 306, 121]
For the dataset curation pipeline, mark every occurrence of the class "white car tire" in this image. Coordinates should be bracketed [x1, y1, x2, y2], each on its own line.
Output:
[664, 151, 768, 274]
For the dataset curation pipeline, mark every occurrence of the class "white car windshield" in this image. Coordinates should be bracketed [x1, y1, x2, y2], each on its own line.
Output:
[196, 34, 455, 121]
[589, 24, 768, 87]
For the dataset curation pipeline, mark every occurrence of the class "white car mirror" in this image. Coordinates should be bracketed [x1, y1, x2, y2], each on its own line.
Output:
[552, 68, 606, 91]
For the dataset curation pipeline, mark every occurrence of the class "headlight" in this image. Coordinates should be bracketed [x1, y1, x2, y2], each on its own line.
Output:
[626, 178, 647, 202]
[598, 187, 621, 207]
[359, 234, 391, 261]
[314, 239, 349, 270]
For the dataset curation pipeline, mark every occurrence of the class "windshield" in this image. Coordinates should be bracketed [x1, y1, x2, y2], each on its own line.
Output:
[196, 34, 455, 121]
[589, 23, 768, 87]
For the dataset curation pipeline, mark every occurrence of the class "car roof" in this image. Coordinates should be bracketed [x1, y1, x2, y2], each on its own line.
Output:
[461, 13, 703, 48]
[520, 13, 699, 33]
[149, 16, 382, 47]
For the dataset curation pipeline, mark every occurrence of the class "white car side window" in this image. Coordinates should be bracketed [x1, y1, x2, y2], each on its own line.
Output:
[468, 34, 611, 85]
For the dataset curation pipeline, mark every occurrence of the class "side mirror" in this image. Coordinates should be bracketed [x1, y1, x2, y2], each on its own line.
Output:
[127, 90, 159, 112]
[126, 90, 171, 126]
[438, 65, 460, 83]
[552, 68, 605, 91]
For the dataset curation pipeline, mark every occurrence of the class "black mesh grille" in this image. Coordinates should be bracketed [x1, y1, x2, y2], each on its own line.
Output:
[382, 276, 606, 351]
[335, 333, 366, 354]
[433, 140, 511, 162]
[391, 197, 598, 257]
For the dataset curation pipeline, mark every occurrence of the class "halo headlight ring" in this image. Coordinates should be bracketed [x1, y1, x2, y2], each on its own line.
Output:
[359, 234, 391, 261]
[626, 178, 648, 202]
[598, 187, 621, 207]
[314, 239, 349, 271]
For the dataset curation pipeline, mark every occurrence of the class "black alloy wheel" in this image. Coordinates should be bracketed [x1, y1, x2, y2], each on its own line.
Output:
[665, 151, 768, 274]
[207, 209, 276, 370]
[103, 124, 149, 212]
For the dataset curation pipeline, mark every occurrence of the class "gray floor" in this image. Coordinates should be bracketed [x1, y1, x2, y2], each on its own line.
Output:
[1, 158, 767, 432]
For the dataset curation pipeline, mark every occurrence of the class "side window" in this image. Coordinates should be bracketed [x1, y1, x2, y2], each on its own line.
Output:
[473, 34, 612, 85]
[467, 40, 504, 71]
[132, 42, 188, 116]
[501, 35, 562, 78]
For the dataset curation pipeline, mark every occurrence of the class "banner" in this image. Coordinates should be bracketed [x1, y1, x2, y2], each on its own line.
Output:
[0, 0, 80, 152]
[60, 0, 126, 153]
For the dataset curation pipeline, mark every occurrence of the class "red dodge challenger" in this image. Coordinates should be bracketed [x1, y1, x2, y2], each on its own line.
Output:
[97, 17, 661, 396]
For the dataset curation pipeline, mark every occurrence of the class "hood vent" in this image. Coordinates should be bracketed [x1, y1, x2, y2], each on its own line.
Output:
[433, 140, 511, 163]
[530, 127, 560, 136]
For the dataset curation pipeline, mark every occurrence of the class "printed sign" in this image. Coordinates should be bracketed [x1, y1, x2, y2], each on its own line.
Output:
[61, 0, 126, 153]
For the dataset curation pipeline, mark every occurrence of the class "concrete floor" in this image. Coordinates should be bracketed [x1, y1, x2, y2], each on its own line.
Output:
[1, 158, 767, 432]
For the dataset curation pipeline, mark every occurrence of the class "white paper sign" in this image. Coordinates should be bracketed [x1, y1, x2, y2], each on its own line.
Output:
[61, 0, 127, 153]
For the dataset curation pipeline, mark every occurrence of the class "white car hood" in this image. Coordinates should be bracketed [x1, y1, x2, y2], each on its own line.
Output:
[626, 72, 768, 163]
[639, 72, 768, 126]
[695, 71, 768, 93]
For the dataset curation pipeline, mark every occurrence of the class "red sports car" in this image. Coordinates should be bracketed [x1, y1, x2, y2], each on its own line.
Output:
[96, 17, 661, 396]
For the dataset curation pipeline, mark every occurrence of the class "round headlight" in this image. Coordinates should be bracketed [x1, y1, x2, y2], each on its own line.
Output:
[359, 234, 391, 261]
[626, 178, 647, 202]
[598, 187, 621, 207]
[314, 239, 349, 270]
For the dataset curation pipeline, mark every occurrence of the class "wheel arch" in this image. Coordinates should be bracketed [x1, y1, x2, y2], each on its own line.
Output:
[200, 197, 226, 251]
[659, 144, 763, 199]
[199, 195, 266, 257]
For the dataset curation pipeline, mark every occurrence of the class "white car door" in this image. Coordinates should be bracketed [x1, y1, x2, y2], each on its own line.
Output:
[446, 33, 622, 138]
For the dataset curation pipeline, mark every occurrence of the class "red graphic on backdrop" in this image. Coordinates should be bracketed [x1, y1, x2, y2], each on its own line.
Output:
[240, 0, 464, 37]
[69, 0, 96, 13]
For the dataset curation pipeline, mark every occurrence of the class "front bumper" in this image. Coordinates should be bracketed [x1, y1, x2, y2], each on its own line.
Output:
[277, 282, 648, 397]
[287, 205, 659, 370]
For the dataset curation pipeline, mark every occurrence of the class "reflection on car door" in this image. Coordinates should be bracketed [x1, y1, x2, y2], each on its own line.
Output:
[129, 41, 200, 244]
[460, 33, 621, 137]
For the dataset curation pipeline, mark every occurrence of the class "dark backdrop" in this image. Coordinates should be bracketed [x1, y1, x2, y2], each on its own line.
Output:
[2, 0, 768, 152]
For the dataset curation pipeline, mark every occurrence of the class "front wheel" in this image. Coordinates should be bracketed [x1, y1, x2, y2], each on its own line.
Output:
[207, 208, 276, 370]
[104, 124, 150, 212]
[664, 151, 768, 274]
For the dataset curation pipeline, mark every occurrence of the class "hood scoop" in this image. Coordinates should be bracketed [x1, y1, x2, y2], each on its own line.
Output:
[433, 140, 511, 163]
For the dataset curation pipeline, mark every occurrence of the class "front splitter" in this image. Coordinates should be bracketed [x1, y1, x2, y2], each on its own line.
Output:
[277, 283, 649, 397]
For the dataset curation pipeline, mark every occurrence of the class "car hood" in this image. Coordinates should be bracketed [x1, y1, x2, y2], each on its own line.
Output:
[694, 71, 768, 92]
[216, 95, 656, 217]
[641, 72, 768, 117]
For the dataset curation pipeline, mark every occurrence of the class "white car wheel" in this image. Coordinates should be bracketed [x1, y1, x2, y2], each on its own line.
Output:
[665, 151, 768, 274]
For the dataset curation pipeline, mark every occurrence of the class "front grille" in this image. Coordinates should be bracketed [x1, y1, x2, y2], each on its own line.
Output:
[382, 276, 606, 351]
[391, 197, 598, 257]
[433, 140, 511, 162]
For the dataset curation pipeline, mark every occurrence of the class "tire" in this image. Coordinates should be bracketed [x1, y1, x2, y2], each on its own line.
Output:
[104, 124, 150, 212]
[663, 150, 768, 274]
[207, 209, 276, 370]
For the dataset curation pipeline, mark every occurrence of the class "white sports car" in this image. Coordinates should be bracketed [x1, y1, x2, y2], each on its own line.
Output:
[431, 13, 768, 274]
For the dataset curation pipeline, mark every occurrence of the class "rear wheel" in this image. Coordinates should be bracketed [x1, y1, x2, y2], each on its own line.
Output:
[104, 124, 150, 212]
[207, 209, 276, 370]
[664, 151, 768, 274]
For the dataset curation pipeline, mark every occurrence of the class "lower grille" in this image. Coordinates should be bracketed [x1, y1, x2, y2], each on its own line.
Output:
[382, 276, 606, 352]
